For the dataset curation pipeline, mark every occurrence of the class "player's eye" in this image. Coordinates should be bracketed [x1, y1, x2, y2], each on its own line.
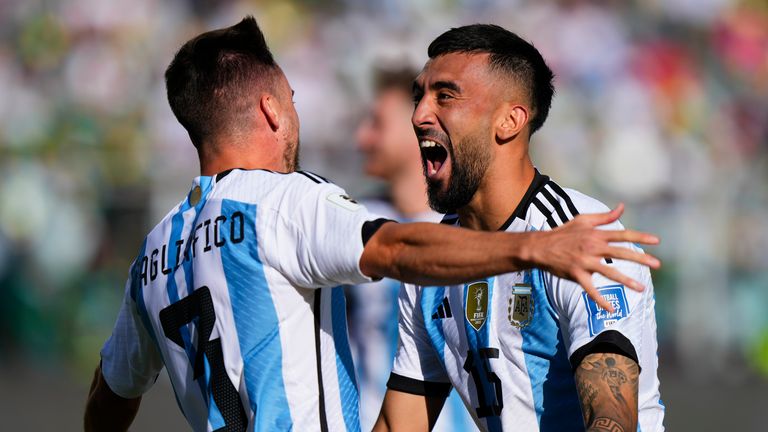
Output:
[412, 93, 423, 106]
[437, 92, 454, 101]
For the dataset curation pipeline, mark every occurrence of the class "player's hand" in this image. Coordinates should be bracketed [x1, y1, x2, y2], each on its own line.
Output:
[529, 203, 660, 312]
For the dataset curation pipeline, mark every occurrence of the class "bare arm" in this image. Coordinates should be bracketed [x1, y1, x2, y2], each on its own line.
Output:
[574, 353, 639, 432]
[84, 365, 142, 432]
[361, 204, 660, 311]
[373, 390, 447, 432]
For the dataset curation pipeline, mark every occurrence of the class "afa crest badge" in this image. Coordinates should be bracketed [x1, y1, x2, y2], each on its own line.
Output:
[465, 281, 489, 331]
[508, 283, 534, 329]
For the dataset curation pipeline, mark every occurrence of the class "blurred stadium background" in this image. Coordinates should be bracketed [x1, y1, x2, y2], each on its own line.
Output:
[0, 0, 766, 430]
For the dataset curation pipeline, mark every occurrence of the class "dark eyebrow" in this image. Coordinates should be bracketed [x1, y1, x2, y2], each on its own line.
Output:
[431, 80, 461, 93]
[412, 81, 423, 96]
[291, 89, 295, 97]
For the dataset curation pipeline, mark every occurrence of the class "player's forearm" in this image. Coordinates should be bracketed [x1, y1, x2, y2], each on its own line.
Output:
[575, 353, 639, 432]
[361, 222, 535, 285]
[84, 365, 142, 432]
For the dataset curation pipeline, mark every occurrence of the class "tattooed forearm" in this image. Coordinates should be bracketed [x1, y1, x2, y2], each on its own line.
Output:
[575, 353, 639, 431]
[591, 417, 625, 432]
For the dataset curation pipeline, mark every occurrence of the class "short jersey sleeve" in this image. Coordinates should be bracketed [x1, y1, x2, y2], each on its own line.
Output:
[259, 178, 389, 288]
[388, 283, 452, 398]
[547, 229, 655, 369]
[100, 270, 164, 398]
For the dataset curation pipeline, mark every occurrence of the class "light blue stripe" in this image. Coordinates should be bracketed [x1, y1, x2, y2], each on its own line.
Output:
[462, 278, 502, 432]
[421, 286, 447, 360]
[220, 199, 292, 431]
[131, 238, 193, 420]
[386, 279, 401, 360]
[332, 287, 361, 432]
[204, 356, 226, 429]
[164, 178, 221, 424]
[520, 269, 582, 431]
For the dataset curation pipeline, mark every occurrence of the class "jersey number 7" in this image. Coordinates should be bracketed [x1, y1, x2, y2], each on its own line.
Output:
[160, 286, 248, 432]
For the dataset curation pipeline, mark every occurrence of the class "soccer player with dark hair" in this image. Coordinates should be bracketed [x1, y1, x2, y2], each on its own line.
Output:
[83, 18, 660, 432]
[375, 24, 665, 432]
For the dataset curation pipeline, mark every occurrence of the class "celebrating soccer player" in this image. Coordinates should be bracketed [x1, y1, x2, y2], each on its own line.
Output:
[374, 25, 665, 432]
[83, 17, 661, 432]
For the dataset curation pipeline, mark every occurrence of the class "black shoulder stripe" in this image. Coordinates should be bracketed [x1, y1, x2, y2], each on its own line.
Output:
[308, 171, 329, 183]
[299, 171, 328, 184]
[532, 197, 558, 229]
[540, 187, 570, 224]
[547, 180, 579, 216]
[297, 171, 321, 184]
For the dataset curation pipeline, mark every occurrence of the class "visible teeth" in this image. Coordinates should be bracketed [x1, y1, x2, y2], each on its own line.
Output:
[420, 140, 438, 148]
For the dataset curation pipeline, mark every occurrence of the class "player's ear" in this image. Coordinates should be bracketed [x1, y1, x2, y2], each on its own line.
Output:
[260, 93, 280, 131]
[496, 104, 529, 143]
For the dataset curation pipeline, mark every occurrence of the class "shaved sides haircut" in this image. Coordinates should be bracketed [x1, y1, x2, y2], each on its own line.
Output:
[165, 16, 280, 150]
[427, 24, 555, 135]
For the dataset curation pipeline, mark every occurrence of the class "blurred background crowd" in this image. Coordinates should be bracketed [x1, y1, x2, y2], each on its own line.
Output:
[0, 0, 766, 430]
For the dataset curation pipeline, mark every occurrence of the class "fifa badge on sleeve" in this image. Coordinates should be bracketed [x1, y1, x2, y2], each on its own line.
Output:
[582, 285, 630, 336]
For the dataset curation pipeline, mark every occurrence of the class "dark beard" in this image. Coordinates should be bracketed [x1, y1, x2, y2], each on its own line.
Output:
[284, 138, 300, 171]
[426, 135, 490, 214]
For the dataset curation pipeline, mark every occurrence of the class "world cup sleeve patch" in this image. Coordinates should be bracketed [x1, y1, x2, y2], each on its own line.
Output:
[582, 285, 630, 336]
[326, 193, 362, 211]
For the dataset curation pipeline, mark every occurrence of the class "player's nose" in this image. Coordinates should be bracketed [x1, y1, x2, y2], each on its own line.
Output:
[412, 97, 436, 129]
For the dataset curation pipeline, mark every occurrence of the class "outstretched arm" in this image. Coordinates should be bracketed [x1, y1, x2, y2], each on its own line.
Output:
[574, 353, 639, 431]
[361, 204, 659, 311]
[84, 365, 142, 432]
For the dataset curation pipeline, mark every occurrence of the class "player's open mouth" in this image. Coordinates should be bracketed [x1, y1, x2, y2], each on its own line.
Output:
[420, 139, 449, 179]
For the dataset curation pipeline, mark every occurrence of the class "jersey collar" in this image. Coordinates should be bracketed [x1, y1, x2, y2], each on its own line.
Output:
[496, 169, 550, 232]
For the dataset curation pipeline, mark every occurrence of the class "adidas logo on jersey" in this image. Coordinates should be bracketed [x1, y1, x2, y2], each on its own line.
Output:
[431, 297, 453, 319]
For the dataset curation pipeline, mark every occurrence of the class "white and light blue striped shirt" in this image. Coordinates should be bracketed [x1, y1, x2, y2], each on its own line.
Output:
[101, 169, 384, 431]
[390, 171, 665, 432]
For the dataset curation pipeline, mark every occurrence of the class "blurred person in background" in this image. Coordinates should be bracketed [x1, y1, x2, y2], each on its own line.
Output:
[350, 66, 477, 431]
[375, 24, 664, 432]
[82, 15, 660, 432]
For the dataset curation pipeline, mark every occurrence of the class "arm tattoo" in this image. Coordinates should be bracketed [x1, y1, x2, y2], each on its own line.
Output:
[575, 353, 639, 432]
[592, 417, 625, 432]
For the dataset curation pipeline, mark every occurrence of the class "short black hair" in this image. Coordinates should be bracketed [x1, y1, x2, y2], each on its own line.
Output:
[165, 16, 279, 149]
[428, 24, 554, 135]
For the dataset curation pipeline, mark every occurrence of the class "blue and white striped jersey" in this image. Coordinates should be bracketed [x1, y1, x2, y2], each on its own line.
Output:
[389, 171, 665, 432]
[100, 169, 384, 432]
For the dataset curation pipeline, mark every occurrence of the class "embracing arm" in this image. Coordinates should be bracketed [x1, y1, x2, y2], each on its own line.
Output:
[574, 353, 639, 431]
[361, 204, 659, 311]
[84, 365, 142, 432]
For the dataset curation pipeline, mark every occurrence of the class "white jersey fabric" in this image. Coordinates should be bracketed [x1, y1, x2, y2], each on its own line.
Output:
[100, 169, 386, 432]
[346, 199, 477, 431]
[389, 171, 665, 432]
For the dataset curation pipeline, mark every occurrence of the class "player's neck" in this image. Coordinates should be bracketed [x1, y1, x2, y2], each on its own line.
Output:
[389, 170, 432, 218]
[457, 155, 535, 232]
[198, 137, 287, 176]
